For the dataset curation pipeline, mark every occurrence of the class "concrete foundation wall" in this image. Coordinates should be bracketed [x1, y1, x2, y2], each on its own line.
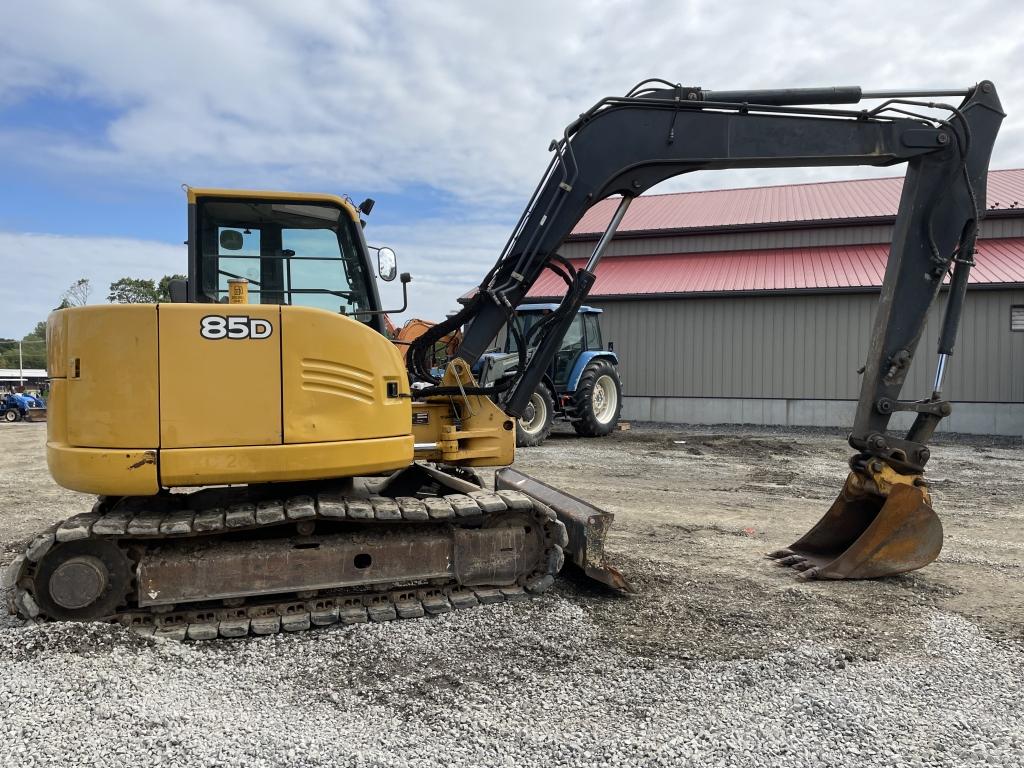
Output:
[622, 396, 1024, 437]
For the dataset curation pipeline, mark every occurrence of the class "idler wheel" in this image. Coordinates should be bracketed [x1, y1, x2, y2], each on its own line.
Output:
[32, 539, 132, 621]
[49, 556, 109, 609]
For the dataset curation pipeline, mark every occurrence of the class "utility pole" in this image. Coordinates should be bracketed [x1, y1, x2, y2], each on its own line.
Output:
[18, 341, 23, 387]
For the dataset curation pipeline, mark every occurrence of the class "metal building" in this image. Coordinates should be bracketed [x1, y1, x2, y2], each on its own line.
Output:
[0, 368, 48, 391]
[530, 170, 1024, 436]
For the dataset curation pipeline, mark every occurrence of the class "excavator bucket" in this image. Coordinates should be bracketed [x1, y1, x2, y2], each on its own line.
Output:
[768, 469, 942, 579]
[495, 467, 634, 592]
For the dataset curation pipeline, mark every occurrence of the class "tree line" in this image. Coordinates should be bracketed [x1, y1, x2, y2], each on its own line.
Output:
[0, 274, 185, 370]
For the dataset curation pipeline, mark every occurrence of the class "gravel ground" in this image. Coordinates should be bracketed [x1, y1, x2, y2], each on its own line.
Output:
[2, 422, 1022, 767]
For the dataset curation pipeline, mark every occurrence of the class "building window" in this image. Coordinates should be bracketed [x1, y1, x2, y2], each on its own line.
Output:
[1013, 306, 1024, 332]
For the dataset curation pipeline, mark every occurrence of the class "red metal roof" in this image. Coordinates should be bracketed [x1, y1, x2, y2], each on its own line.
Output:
[529, 238, 1024, 298]
[571, 168, 1024, 236]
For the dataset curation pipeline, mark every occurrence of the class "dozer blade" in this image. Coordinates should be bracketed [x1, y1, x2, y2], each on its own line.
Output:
[768, 470, 942, 580]
[495, 467, 634, 592]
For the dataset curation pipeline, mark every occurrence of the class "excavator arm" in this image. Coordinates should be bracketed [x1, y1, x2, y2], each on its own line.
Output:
[411, 79, 1004, 580]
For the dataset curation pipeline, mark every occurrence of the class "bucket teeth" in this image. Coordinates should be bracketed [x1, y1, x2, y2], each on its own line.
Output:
[776, 554, 805, 567]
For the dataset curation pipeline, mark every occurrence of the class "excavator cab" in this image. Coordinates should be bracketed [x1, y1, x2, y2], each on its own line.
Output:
[184, 190, 387, 326]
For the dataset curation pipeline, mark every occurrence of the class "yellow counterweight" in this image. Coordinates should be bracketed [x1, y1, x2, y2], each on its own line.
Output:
[46, 303, 415, 495]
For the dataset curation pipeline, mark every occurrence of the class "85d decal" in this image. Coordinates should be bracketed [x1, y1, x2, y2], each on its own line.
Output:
[200, 315, 273, 340]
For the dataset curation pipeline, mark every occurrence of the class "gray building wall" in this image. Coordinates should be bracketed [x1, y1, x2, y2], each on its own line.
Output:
[592, 288, 1024, 436]
[557, 212, 1024, 435]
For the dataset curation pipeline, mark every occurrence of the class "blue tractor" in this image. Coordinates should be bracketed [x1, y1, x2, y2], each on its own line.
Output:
[475, 304, 622, 447]
[1, 392, 45, 423]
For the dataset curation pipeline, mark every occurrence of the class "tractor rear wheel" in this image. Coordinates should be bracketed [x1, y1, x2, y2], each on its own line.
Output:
[572, 360, 622, 437]
[516, 383, 555, 447]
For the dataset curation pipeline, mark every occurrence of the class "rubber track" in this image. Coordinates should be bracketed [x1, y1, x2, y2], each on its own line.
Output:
[4, 489, 568, 641]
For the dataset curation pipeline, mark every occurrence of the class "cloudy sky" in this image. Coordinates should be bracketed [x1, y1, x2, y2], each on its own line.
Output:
[2, 0, 1023, 336]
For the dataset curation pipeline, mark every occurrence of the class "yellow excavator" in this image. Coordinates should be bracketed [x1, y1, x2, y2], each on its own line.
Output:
[5, 80, 1003, 638]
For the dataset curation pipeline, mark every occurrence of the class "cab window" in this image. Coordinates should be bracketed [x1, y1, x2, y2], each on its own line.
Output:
[584, 313, 602, 351]
[215, 228, 262, 296]
[197, 199, 374, 317]
[506, 313, 547, 354]
[553, 314, 585, 386]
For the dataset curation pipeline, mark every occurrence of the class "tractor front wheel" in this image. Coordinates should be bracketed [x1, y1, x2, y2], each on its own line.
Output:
[572, 360, 622, 437]
[3, 409, 20, 423]
[516, 383, 555, 447]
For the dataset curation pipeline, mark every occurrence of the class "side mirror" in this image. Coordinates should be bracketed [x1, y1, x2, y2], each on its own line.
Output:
[377, 247, 397, 281]
[219, 230, 244, 251]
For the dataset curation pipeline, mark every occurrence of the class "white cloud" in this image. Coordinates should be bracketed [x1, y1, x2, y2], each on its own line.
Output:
[370, 219, 513, 320]
[0, 233, 184, 336]
[3, 1, 1023, 203]
[3, 0, 1024, 335]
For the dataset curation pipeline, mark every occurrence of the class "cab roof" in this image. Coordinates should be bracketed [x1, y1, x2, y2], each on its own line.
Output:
[184, 187, 360, 222]
[517, 303, 602, 314]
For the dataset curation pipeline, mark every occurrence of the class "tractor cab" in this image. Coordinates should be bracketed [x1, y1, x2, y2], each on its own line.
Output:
[476, 304, 622, 446]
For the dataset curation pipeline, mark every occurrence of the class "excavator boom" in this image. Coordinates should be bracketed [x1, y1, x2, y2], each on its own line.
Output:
[411, 79, 1004, 580]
